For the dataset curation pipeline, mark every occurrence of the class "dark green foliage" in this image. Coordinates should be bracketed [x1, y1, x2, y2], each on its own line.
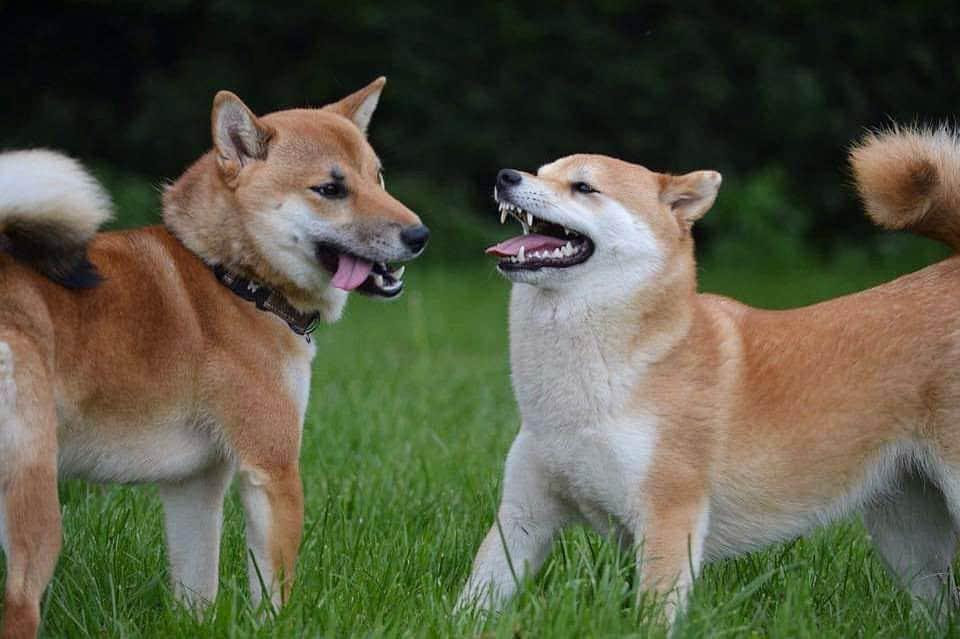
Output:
[3, 2, 958, 257]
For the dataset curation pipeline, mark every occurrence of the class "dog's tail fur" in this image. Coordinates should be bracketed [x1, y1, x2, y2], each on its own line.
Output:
[851, 125, 960, 251]
[0, 149, 113, 287]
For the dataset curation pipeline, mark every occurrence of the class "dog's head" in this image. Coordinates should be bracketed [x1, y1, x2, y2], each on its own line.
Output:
[188, 78, 428, 310]
[487, 154, 720, 293]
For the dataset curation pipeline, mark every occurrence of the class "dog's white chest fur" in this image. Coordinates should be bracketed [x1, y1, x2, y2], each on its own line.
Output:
[509, 286, 657, 530]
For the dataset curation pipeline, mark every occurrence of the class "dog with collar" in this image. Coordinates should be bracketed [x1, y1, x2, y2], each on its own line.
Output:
[0, 77, 428, 638]
[459, 127, 960, 624]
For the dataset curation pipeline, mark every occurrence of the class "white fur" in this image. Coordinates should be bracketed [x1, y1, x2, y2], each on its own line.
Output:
[497, 186, 663, 296]
[246, 194, 418, 323]
[348, 86, 383, 135]
[57, 411, 221, 484]
[865, 466, 957, 604]
[0, 342, 21, 464]
[247, 195, 348, 323]
[461, 192, 671, 611]
[705, 442, 922, 560]
[238, 467, 281, 610]
[0, 149, 112, 238]
[158, 461, 234, 606]
[456, 428, 574, 611]
[283, 344, 314, 433]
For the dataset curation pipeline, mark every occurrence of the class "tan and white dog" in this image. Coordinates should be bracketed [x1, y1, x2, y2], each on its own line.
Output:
[459, 127, 960, 623]
[0, 78, 428, 638]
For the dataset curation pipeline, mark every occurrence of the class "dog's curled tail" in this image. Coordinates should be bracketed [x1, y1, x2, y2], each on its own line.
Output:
[0, 149, 113, 287]
[851, 125, 960, 251]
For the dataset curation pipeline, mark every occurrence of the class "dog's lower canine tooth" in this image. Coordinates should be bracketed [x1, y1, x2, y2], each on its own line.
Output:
[518, 246, 525, 261]
[500, 209, 508, 224]
[391, 265, 405, 279]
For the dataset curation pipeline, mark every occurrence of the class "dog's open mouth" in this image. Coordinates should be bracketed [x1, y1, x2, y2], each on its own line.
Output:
[486, 198, 594, 271]
[315, 244, 405, 298]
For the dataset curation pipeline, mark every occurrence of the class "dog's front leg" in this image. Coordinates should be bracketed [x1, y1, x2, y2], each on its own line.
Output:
[635, 491, 710, 627]
[158, 460, 235, 608]
[216, 382, 305, 612]
[456, 431, 570, 613]
[237, 461, 304, 611]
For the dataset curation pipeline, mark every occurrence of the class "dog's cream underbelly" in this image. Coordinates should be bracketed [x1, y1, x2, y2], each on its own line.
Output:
[701, 441, 913, 560]
[57, 409, 221, 484]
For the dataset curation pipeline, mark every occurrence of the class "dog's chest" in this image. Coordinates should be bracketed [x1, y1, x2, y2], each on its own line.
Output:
[509, 294, 656, 526]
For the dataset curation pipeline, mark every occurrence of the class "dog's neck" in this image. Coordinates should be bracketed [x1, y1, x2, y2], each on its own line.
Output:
[508, 254, 698, 430]
[162, 154, 347, 323]
[511, 254, 697, 355]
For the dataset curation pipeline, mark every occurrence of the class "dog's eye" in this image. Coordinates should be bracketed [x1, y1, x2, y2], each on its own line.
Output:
[572, 181, 597, 194]
[310, 182, 348, 199]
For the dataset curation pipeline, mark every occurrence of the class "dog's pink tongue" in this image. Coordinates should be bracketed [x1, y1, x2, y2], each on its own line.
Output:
[486, 234, 568, 257]
[331, 254, 374, 291]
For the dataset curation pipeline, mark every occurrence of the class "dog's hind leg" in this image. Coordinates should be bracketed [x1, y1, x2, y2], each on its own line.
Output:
[0, 339, 62, 639]
[158, 460, 234, 609]
[863, 468, 957, 610]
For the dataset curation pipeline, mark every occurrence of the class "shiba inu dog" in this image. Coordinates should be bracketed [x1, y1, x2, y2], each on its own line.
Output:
[0, 78, 428, 639]
[459, 127, 960, 624]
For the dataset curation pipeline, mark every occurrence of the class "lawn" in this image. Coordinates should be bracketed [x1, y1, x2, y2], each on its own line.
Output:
[7, 251, 960, 638]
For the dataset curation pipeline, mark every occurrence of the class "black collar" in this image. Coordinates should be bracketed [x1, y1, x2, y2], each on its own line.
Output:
[210, 264, 321, 339]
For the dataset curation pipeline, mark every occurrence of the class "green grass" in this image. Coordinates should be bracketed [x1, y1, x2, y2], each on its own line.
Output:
[5, 248, 960, 637]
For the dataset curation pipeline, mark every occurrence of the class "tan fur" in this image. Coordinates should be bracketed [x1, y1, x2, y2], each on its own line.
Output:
[461, 127, 960, 625]
[0, 78, 425, 638]
[852, 125, 960, 250]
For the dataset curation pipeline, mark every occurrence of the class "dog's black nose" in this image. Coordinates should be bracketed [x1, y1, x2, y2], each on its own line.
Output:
[497, 169, 523, 187]
[400, 224, 430, 253]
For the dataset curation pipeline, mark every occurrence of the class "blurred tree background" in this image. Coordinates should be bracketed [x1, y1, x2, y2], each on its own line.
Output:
[1, 1, 958, 266]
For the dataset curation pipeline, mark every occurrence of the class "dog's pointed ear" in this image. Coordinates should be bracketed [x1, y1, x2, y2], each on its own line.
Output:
[661, 170, 722, 228]
[211, 91, 274, 186]
[324, 76, 387, 135]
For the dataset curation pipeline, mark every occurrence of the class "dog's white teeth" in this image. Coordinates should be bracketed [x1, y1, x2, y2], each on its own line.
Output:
[373, 274, 385, 288]
[562, 242, 573, 256]
[500, 208, 508, 224]
[493, 186, 498, 202]
[518, 246, 526, 262]
[526, 212, 534, 227]
[390, 265, 405, 279]
[553, 248, 563, 258]
[564, 228, 572, 236]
